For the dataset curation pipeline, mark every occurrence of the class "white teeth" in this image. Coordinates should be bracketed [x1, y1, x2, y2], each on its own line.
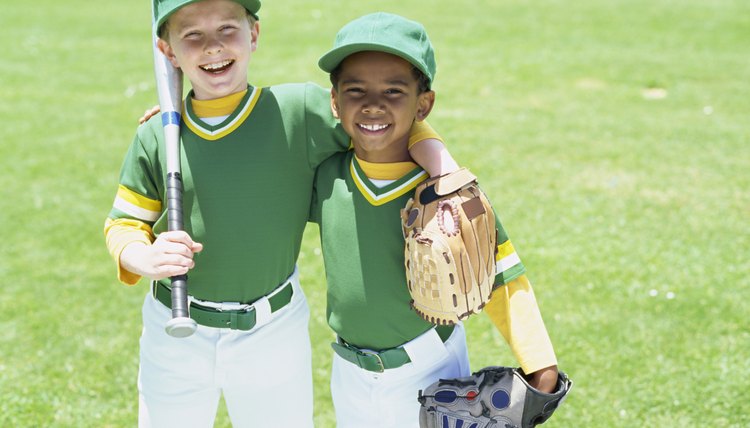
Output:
[359, 123, 388, 131]
[201, 60, 232, 71]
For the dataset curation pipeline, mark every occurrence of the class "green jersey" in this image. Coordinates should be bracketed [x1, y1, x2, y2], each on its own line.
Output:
[310, 151, 525, 350]
[109, 83, 348, 303]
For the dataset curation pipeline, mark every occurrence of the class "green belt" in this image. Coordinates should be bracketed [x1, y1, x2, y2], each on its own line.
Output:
[153, 280, 293, 331]
[331, 325, 454, 373]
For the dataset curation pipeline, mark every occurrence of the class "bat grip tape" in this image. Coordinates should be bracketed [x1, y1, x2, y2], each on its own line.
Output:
[165, 172, 188, 319]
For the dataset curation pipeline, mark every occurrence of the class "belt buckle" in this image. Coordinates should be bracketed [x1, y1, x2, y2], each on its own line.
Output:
[359, 349, 385, 373]
[189, 296, 251, 313]
[215, 302, 252, 312]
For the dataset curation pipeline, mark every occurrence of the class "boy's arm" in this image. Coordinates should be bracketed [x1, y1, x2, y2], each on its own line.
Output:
[485, 274, 559, 392]
[485, 209, 558, 392]
[138, 89, 460, 176]
[106, 133, 202, 285]
[408, 120, 459, 177]
[105, 218, 203, 284]
[104, 218, 155, 285]
[119, 230, 202, 281]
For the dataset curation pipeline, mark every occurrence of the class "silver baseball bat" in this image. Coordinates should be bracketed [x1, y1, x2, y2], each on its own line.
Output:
[152, 5, 197, 338]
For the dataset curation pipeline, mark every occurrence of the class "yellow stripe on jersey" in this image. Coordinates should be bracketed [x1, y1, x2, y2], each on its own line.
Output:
[350, 160, 428, 206]
[114, 185, 161, 222]
[185, 87, 262, 141]
[496, 240, 516, 260]
[496, 240, 521, 274]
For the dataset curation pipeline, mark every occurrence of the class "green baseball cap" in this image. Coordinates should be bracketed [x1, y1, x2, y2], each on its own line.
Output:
[153, 0, 261, 34]
[318, 12, 436, 84]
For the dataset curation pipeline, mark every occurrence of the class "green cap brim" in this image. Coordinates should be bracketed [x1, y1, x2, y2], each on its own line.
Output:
[319, 42, 431, 80]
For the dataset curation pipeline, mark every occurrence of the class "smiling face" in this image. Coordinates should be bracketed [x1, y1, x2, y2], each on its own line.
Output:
[331, 51, 435, 163]
[158, 0, 259, 100]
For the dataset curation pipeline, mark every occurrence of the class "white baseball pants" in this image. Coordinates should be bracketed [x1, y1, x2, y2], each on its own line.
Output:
[137, 269, 313, 428]
[330, 323, 471, 427]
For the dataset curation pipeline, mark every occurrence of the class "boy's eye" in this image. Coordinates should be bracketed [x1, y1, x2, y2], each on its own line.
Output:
[345, 87, 365, 95]
[385, 88, 405, 95]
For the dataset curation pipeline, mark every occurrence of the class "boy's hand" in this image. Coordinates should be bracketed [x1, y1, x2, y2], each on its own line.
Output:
[120, 231, 203, 280]
[526, 365, 559, 393]
[138, 105, 161, 125]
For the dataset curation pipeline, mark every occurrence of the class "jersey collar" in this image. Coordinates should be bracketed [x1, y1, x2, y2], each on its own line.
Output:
[183, 85, 262, 141]
[349, 155, 428, 206]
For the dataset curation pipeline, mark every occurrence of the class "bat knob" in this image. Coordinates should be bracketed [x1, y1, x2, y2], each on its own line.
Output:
[165, 317, 198, 338]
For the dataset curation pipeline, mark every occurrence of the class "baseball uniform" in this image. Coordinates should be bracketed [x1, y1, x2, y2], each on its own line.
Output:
[309, 152, 552, 427]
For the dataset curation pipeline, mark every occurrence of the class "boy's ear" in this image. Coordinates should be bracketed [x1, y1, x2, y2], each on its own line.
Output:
[330, 88, 340, 119]
[250, 21, 260, 52]
[415, 90, 436, 121]
[157, 39, 180, 69]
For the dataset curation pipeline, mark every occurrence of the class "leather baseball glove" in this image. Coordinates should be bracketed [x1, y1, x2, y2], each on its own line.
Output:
[401, 168, 497, 325]
[418, 366, 573, 428]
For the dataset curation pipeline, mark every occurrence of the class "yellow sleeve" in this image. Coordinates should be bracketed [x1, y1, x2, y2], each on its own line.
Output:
[408, 120, 442, 149]
[484, 274, 558, 373]
[104, 218, 155, 285]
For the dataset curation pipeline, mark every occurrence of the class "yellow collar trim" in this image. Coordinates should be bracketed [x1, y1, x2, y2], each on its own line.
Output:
[190, 89, 248, 117]
[184, 87, 262, 141]
[350, 158, 427, 206]
[355, 156, 418, 180]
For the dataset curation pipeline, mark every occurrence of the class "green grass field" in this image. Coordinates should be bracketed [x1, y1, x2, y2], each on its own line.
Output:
[1, 0, 748, 426]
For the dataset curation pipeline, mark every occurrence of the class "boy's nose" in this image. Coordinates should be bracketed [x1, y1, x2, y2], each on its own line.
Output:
[204, 38, 223, 55]
[362, 99, 385, 114]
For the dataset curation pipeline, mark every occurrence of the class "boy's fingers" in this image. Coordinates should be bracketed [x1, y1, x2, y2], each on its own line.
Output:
[161, 230, 202, 248]
[138, 105, 161, 124]
[161, 253, 196, 268]
[161, 241, 197, 260]
[155, 264, 190, 278]
[150, 255, 195, 280]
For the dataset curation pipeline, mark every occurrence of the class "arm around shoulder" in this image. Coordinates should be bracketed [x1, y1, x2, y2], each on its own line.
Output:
[408, 121, 459, 177]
